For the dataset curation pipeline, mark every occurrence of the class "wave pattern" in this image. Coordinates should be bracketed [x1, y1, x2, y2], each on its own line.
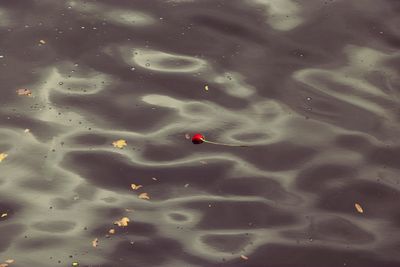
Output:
[0, 0, 400, 266]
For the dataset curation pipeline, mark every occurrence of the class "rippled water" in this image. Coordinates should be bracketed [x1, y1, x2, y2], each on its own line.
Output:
[1, 0, 400, 266]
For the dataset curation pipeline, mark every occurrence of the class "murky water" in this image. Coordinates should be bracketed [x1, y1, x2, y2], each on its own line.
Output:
[1, 0, 400, 266]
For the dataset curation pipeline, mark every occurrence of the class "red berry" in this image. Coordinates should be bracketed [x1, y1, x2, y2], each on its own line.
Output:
[192, 133, 205, 144]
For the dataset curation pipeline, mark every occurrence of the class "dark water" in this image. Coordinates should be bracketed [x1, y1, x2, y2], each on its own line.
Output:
[1, 0, 400, 266]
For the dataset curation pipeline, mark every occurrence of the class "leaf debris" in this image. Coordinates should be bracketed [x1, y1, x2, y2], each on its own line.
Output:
[114, 217, 130, 227]
[0, 153, 8, 162]
[355, 203, 364, 213]
[130, 184, 143, 190]
[138, 192, 150, 200]
[16, 88, 32, 96]
[108, 228, 116, 234]
[92, 238, 98, 248]
[1, 213, 8, 218]
[112, 139, 127, 149]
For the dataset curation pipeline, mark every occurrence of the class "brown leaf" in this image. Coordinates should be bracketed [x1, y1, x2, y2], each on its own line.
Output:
[241, 255, 249, 260]
[92, 238, 98, 248]
[355, 203, 364, 213]
[0, 264, 8, 267]
[114, 217, 130, 227]
[16, 88, 32, 96]
[130, 184, 143, 190]
[112, 139, 127, 149]
[138, 192, 150, 200]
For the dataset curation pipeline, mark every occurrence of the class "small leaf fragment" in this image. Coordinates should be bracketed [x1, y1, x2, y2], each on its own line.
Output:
[92, 238, 98, 248]
[39, 39, 46, 44]
[0, 153, 8, 162]
[355, 203, 364, 213]
[16, 88, 32, 96]
[130, 184, 143, 190]
[112, 139, 127, 149]
[5, 260, 14, 264]
[114, 217, 130, 227]
[1, 213, 8, 218]
[108, 228, 115, 234]
[204, 85, 209, 91]
[138, 192, 150, 200]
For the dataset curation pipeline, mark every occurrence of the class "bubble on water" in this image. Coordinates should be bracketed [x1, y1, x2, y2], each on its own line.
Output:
[58, 82, 64, 85]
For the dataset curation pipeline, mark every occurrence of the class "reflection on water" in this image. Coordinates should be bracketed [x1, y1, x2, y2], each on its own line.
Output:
[0, 0, 400, 266]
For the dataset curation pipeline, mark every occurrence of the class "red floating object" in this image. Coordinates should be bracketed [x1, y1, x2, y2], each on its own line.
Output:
[191, 133, 205, 144]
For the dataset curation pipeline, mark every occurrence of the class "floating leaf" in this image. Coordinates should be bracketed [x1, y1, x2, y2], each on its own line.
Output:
[5, 260, 14, 264]
[0, 264, 8, 267]
[16, 88, 32, 96]
[138, 192, 150, 200]
[355, 203, 364, 213]
[1, 213, 8, 218]
[0, 153, 8, 162]
[72, 262, 79, 266]
[92, 238, 98, 248]
[241, 255, 249, 260]
[114, 217, 130, 227]
[39, 39, 46, 44]
[108, 228, 115, 234]
[130, 184, 143, 190]
[112, 139, 127, 149]
[204, 85, 209, 91]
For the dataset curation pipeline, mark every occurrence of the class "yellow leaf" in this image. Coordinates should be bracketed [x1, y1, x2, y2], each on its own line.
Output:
[355, 203, 364, 213]
[241, 255, 249, 260]
[0, 153, 8, 162]
[92, 238, 98, 247]
[130, 184, 143, 190]
[72, 262, 79, 266]
[1, 213, 8, 218]
[138, 192, 150, 200]
[114, 217, 130, 227]
[112, 139, 127, 149]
